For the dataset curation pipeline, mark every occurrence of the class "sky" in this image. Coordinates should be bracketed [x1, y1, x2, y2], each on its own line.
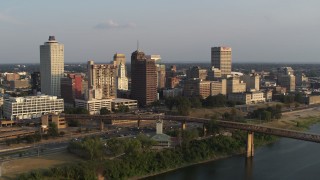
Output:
[0, 0, 320, 64]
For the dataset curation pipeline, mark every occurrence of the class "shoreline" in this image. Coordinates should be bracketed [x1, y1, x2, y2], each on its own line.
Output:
[134, 113, 320, 180]
[131, 151, 246, 180]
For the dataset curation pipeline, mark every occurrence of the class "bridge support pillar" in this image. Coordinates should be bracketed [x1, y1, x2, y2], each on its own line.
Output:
[99, 119, 104, 131]
[181, 121, 186, 131]
[246, 132, 254, 157]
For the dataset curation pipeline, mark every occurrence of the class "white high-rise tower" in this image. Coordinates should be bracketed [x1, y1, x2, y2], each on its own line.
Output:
[117, 62, 128, 90]
[40, 36, 64, 96]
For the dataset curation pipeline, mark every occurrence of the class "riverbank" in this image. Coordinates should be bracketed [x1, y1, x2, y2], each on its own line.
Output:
[133, 151, 245, 180]
[138, 108, 320, 180]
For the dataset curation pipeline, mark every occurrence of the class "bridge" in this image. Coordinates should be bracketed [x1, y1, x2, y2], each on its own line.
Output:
[65, 114, 320, 157]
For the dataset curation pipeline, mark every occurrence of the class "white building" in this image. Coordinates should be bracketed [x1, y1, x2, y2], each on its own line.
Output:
[75, 98, 112, 115]
[75, 98, 137, 115]
[228, 91, 265, 104]
[117, 62, 128, 90]
[3, 95, 64, 120]
[40, 36, 64, 96]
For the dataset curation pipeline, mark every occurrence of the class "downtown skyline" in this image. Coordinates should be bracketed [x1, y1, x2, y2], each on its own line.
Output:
[1, 0, 320, 63]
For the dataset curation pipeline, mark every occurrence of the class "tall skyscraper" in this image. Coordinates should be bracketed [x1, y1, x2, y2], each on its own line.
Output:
[31, 72, 41, 95]
[87, 60, 117, 100]
[131, 50, 157, 106]
[146, 55, 166, 89]
[211, 47, 232, 76]
[112, 53, 128, 91]
[61, 73, 85, 106]
[117, 62, 128, 90]
[40, 36, 64, 96]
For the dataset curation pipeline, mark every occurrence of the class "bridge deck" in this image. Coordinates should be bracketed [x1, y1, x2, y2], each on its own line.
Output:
[64, 114, 320, 143]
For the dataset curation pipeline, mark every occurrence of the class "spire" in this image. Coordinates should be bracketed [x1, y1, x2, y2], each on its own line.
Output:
[137, 40, 139, 51]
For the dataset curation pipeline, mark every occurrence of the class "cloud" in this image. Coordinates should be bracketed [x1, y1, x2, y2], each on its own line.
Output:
[94, 20, 136, 29]
[0, 12, 21, 25]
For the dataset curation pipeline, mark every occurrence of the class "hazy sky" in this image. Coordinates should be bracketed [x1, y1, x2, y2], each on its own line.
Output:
[1, 0, 320, 63]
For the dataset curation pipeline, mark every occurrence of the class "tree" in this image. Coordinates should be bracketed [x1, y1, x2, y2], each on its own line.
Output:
[176, 97, 191, 116]
[206, 119, 220, 134]
[294, 93, 304, 104]
[48, 122, 59, 137]
[115, 104, 129, 113]
[165, 97, 175, 110]
[100, 107, 111, 115]
[189, 97, 202, 108]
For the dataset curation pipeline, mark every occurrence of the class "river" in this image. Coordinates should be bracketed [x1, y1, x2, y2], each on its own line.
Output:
[145, 124, 320, 180]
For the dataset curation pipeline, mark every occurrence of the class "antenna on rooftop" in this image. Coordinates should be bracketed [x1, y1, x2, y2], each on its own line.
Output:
[137, 40, 140, 51]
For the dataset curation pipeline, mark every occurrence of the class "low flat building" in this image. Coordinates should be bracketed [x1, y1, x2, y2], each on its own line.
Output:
[41, 114, 67, 129]
[3, 95, 64, 120]
[184, 79, 226, 98]
[75, 98, 112, 115]
[307, 95, 320, 105]
[163, 88, 183, 98]
[228, 91, 265, 104]
[10, 79, 30, 90]
[111, 98, 138, 111]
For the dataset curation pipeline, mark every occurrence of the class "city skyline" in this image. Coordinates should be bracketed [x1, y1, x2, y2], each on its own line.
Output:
[1, 1, 320, 63]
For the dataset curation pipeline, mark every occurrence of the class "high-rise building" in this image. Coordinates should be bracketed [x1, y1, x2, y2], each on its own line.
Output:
[113, 53, 126, 68]
[227, 76, 246, 94]
[242, 73, 260, 91]
[147, 55, 165, 89]
[40, 36, 64, 96]
[131, 50, 157, 106]
[187, 66, 207, 80]
[87, 60, 117, 100]
[211, 47, 232, 76]
[117, 62, 128, 90]
[31, 72, 41, 95]
[112, 53, 129, 91]
[277, 67, 296, 92]
[61, 73, 85, 106]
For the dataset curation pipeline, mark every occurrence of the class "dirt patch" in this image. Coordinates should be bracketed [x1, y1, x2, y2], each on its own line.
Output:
[263, 107, 320, 129]
[1, 151, 83, 179]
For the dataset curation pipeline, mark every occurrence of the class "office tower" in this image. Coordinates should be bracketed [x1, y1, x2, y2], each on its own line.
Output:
[117, 62, 128, 90]
[131, 50, 157, 106]
[227, 76, 246, 94]
[277, 67, 296, 92]
[61, 73, 85, 106]
[156, 64, 166, 89]
[242, 73, 260, 91]
[112, 53, 128, 91]
[211, 47, 232, 76]
[146, 55, 165, 89]
[31, 72, 41, 95]
[40, 36, 64, 96]
[207, 66, 222, 80]
[113, 53, 126, 68]
[187, 66, 208, 80]
[87, 60, 117, 100]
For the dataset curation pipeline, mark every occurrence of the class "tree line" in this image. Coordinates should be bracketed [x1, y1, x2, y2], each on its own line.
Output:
[18, 127, 276, 180]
